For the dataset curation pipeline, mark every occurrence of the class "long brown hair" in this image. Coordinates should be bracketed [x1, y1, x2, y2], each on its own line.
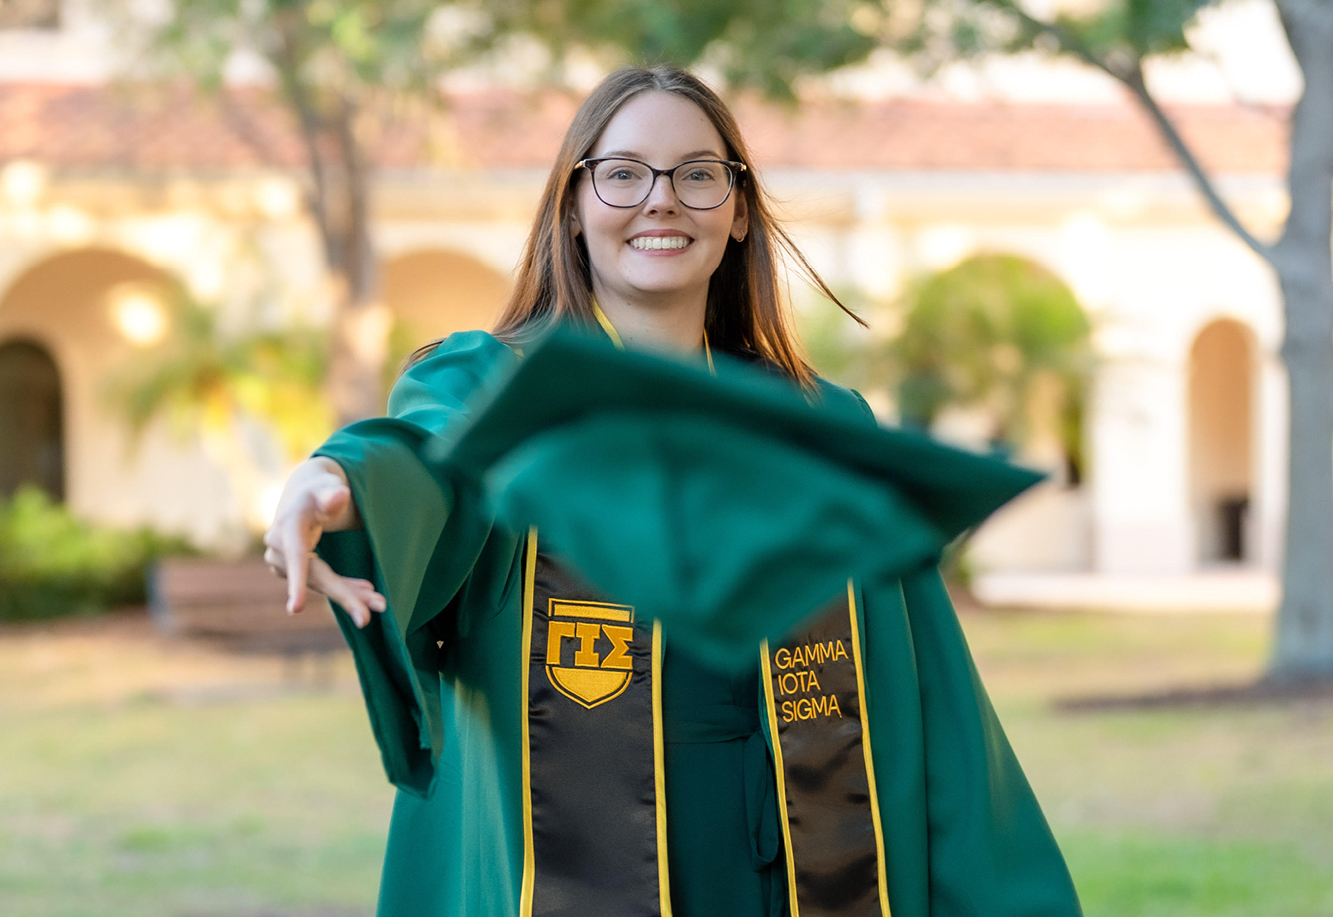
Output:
[439, 66, 862, 384]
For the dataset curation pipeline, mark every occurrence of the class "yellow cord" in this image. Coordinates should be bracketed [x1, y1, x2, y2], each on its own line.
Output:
[591, 298, 713, 373]
[591, 299, 625, 351]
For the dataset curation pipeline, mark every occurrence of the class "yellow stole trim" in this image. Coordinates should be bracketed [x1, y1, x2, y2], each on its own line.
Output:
[519, 527, 539, 917]
[760, 638, 802, 916]
[848, 580, 893, 917]
[653, 621, 673, 917]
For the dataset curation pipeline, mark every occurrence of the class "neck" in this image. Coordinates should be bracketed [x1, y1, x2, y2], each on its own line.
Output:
[590, 286, 706, 353]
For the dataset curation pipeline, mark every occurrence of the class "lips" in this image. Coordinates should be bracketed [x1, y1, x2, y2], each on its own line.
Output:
[628, 235, 692, 251]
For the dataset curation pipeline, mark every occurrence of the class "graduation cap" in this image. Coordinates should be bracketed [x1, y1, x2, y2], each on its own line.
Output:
[434, 327, 1042, 666]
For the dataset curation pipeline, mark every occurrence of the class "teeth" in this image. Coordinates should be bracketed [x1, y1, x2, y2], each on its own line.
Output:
[629, 236, 690, 250]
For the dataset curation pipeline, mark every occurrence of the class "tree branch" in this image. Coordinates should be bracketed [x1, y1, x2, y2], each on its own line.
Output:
[982, 0, 1274, 263]
[215, 89, 285, 170]
[1120, 62, 1276, 261]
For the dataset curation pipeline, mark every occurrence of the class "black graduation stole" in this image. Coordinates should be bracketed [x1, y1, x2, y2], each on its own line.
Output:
[518, 528, 890, 917]
[518, 529, 670, 917]
[761, 583, 892, 917]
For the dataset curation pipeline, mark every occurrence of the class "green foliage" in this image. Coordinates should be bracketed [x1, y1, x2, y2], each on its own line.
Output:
[384, 316, 430, 390]
[129, 0, 463, 92]
[505, 0, 884, 99]
[891, 0, 1220, 76]
[126, 0, 890, 110]
[1059, 0, 1213, 59]
[891, 254, 1091, 457]
[107, 292, 335, 464]
[795, 285, 883, 390]
[0, 486, 194, 621]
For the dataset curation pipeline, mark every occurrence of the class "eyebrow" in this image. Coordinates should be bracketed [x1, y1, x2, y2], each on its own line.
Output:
[598, 148, 725, 161]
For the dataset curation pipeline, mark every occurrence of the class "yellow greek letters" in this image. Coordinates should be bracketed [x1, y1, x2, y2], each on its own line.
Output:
[547, 620, 637, 671]
[546, 621, 577, 664]
[574, 622, 602, 667]
[601, 625, 634, 670]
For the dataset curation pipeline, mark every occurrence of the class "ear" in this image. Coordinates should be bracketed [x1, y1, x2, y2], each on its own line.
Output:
[569, 208, 583, 238]
[731, 193, 749, 242]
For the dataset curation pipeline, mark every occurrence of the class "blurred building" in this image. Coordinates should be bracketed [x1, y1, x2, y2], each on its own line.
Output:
[0, 4, 1288, 605]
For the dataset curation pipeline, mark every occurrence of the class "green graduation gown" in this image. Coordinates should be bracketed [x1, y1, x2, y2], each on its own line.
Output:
[314, 328, 1081, 917]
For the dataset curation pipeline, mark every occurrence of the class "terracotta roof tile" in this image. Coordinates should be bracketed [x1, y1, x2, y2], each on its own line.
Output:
[0, 83, 1287, 175]
[732, 97, 1286, 173]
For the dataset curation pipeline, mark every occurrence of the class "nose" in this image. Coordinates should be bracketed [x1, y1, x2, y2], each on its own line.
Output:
[642, 171, 680, 214]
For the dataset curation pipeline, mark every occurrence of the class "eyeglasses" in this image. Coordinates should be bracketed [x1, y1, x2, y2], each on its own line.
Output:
[575, 157, 747, 210]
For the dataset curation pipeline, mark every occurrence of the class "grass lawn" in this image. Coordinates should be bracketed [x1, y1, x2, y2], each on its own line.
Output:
[1, 607, 1329, 916]
[966, 609, 1333, 917]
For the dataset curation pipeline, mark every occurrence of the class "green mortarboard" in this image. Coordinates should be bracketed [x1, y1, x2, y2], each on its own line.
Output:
[430, 327, 1042, 665]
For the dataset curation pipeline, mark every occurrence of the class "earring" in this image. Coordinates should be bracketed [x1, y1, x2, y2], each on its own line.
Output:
[732, 230, 747, 242]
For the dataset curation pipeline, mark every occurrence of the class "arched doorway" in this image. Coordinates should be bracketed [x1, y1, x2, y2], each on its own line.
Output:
[1188, 319, 1254, 563]
[0, 339, 64, 500]
[0, 247, 176, 524]
[382, 250, 511, 361]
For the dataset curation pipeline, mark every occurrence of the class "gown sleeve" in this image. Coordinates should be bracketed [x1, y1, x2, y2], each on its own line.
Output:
[899, 567, 1082, 916]
[312, 330, 519, 796]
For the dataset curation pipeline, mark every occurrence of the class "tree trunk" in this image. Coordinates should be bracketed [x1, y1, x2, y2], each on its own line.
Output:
[271, 17, 390, 428]
[1269, 0, 1333, 681]
[326, 267, 391, 426]
[1272, 262, 1333, 679]
[322, 147, 389, 426]
[295, 97, 389, 427]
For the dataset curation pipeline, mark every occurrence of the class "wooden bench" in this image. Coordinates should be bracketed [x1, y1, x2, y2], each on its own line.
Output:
[149, 557, 347, 657]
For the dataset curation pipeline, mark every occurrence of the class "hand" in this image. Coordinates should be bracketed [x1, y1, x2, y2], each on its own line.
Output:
[263, 457, 386, 628]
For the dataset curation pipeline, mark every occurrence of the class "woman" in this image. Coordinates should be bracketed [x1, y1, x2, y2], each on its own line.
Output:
[265, 66, 1080, 917]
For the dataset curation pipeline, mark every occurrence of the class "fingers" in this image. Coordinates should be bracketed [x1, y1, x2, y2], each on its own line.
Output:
[308, 556, 387, 628]
[283, 526, 310, 614]
[263, 508, 384, 626]
[263, 544, 287, 578]
[262, 461, 358, 615]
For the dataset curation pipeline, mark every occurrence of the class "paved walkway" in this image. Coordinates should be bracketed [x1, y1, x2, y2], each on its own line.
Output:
[972, 568, 1278, 613]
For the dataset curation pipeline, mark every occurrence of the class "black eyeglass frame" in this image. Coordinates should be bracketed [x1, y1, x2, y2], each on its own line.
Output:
[574, 157, 748, 211]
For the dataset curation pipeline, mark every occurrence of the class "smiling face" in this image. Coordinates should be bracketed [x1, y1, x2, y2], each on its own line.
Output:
[571, 91, 748, 314]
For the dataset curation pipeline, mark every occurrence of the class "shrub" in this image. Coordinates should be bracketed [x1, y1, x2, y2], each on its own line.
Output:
[0, 486, 194, 622]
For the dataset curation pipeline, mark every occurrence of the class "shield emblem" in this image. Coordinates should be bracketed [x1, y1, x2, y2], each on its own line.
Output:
[545, 599, 636, 709]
